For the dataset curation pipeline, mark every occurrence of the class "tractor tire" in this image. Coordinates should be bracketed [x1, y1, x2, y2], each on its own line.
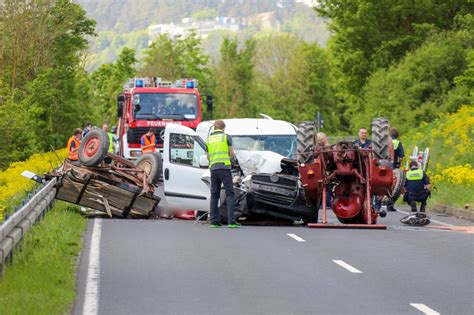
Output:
[135, 152, 162, 185]
[371, 117, 390, 160]
[337, 213, 365, 224]
[78, 128, 110, 167]
[391, 168, 406, 202]
[296, 121, 315, 164]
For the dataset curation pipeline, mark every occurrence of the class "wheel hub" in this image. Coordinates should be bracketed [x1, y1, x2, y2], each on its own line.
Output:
[84, 137, 100, 158]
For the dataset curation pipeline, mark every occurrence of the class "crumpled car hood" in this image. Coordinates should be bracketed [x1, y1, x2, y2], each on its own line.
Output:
[200, 150, 285, 185]
[235, 150, 284, 176]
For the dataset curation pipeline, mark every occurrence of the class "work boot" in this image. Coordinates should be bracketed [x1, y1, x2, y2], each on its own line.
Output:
[387, 206, 397, 212]
[410, 201, 417, 212]
[420, 204, 426, 212]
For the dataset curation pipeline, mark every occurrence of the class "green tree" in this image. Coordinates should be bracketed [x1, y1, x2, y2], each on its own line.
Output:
[212, 37, 257, 118]
[316, 0, 471, 114]
[141, 30, 209, 84]
[0, 0, 96, 166]
[358, 26, 472, 133]
[91, 47, 137, 123]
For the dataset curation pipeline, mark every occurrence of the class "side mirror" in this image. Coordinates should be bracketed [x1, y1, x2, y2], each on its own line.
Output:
[132, 94, 140, 105]
[206, 95, 213, 113]
[199, 155, 209, 168]
[133, 104, 141, 118]
[117, 94, 125, 117]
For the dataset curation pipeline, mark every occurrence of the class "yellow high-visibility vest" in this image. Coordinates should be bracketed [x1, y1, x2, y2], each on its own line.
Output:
[206, 130, 231, 167]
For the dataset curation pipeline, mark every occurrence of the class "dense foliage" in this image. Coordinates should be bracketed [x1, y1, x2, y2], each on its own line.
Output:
[402, 106, 474, 207]
[0, 0, 96, 168]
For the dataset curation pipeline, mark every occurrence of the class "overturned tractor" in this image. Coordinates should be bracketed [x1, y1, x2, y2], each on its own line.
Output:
[297, 118, 401, 227]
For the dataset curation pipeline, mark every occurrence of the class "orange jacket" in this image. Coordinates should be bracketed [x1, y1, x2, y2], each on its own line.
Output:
[67, 136, 80, 160]
[141, 134, 156, 153]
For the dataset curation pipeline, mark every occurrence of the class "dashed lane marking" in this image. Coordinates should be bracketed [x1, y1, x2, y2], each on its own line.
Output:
[410, 303, 440, 315]
[83, 219, 102, 315]
[332, 260, 363, 273]
[286, 233, 306, 242]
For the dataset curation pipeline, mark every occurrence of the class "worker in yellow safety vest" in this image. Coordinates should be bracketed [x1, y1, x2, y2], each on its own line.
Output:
[404, 161, 431, 212]
[67, 128, 82, 161]
[206, 120, 240, 228]
[102, 123, 114, 153]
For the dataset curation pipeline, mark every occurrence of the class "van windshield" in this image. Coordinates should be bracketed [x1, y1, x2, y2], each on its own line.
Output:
[231, 135, 296, 158]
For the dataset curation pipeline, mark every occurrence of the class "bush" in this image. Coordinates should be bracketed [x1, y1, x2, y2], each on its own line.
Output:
[0, 149, 66, 219]
[402, 105, 474, 208]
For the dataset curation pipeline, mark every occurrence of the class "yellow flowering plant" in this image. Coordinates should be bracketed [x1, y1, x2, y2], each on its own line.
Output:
[0, 149, 66, 220]
[403, 105, 474, 208]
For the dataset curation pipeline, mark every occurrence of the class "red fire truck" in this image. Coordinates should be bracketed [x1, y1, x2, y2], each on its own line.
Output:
[116, 77, 205, 159]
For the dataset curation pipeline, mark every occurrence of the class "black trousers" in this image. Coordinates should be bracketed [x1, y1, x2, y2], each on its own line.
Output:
[405, 191, 429, 212]
[210, 169, 236, 224]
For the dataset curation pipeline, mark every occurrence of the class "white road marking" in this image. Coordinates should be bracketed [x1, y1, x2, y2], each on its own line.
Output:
[397, 209, 455, 227]
[332, 260, 363, 273]
[286, 233, 306, 242]
[83, 219, 102, 315]
[410, 303, 440, 315]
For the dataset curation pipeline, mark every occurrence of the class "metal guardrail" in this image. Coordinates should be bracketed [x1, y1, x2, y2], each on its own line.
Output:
[0, 178, 57, 275]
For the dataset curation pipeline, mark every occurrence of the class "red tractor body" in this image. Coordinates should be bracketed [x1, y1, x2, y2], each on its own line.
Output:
[299, 140, 393, 226]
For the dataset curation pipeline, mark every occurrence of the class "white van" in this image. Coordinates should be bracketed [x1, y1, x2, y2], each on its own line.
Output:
[161, 116, 297, 212]
[196, 117, 297, 158]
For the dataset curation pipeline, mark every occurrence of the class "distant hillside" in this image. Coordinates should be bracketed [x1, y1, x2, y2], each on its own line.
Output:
[77, 0, 330, 69]
[77, 0, 281, 32]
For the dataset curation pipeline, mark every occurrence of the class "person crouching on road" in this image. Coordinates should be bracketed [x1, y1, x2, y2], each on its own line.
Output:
[141, 129, 156, 154]
[67, 128, 82, 161]
[404, 161, 431, 212]
[206, 120, 240, 228]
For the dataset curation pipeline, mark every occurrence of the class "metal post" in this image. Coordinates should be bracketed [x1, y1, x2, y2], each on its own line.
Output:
[322, 185, 327, 224]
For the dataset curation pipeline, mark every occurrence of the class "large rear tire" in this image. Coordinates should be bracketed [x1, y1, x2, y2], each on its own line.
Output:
[78, 128, 110, 167]
[296, 122, 315, 164]
[372, 117, 390, 160]
[391, 168, 406, 202]
[337, 212, 365, 224]
[135, 152, 162, 185]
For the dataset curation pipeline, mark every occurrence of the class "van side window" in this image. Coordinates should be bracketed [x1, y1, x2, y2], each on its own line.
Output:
[169, 133, 206, 167]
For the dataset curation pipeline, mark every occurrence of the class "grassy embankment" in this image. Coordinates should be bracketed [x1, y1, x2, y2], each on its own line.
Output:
[401, 105, 474, 209]
[0, 149, 87, 314]
[0, 201, 86, 314]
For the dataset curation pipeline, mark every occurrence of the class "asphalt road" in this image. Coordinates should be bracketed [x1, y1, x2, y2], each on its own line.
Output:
[73, 208, 474, 315]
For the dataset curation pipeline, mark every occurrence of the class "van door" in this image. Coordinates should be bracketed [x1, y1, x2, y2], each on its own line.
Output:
[163, 124, 210, 212]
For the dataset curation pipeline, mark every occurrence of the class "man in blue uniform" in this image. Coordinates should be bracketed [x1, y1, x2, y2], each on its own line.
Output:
[404, 161, 431, 212]
[353, 127, 372, 148]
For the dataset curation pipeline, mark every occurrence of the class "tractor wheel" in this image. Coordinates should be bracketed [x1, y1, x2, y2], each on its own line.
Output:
[303, 208, 319, 224]
[337, 213, 365, 224]
[78, 128, 110, 167]
[371, 117, 390, 160]
[391, 168, 406, 202]
[135, 152, 162, 185]
[296, 121, 315, 164]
